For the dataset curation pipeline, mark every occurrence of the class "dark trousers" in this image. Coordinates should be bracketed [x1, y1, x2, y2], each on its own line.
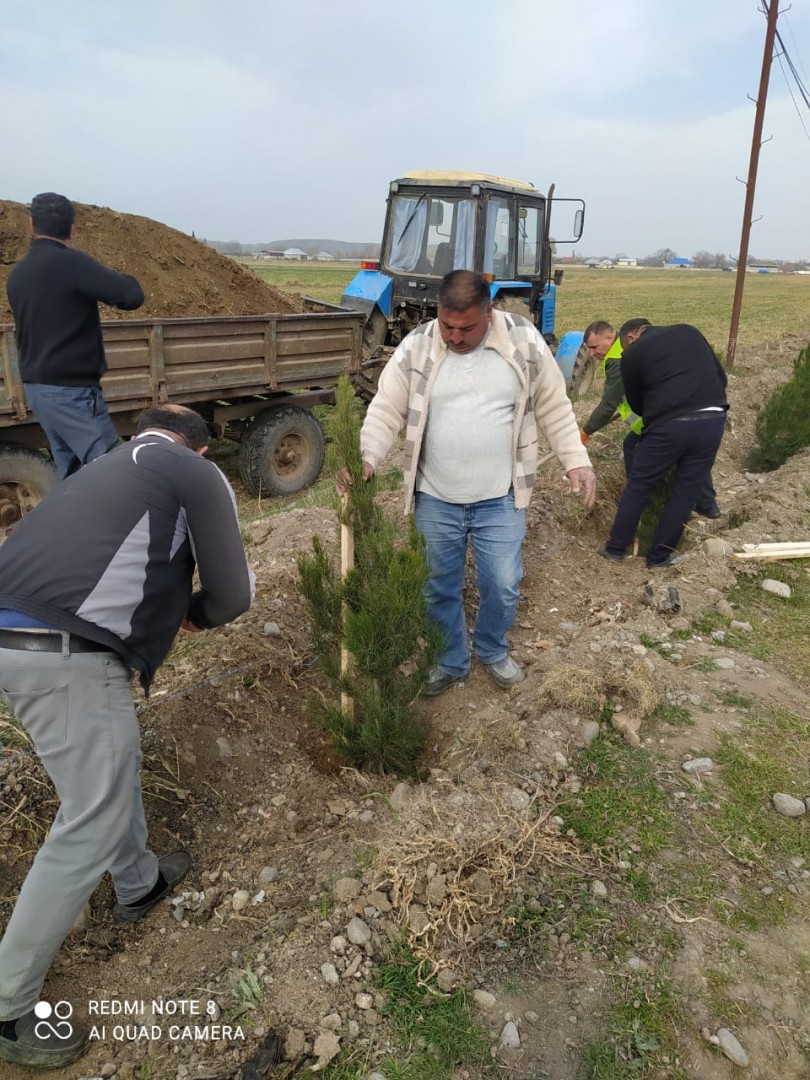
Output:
[623, 430, 717, 512]
[608, 415, 725, 565]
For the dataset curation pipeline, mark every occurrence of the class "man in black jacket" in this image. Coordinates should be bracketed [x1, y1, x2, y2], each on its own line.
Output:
[0, 405, 254, 1069]
[582, 319, 721, 517]
[598, 322, 728, 569]
[6, 192, 145, 480]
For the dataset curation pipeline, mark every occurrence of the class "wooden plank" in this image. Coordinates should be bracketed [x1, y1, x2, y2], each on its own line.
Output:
[732, 542, 810, 562]
[149, 324, 168, 403]
[0, 330, 27, 420]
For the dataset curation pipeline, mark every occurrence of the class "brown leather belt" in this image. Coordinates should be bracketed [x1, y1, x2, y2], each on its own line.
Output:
[0, 629, 115, 654]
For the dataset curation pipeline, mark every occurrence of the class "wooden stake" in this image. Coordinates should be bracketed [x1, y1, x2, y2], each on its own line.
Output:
[732, 541, 810, 562]
[340, 495, 355, 720]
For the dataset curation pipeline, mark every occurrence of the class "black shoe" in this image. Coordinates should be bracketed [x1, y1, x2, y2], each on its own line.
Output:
[113, 850, 191, 923]
[647, 552, 689, 571]
[597, 543, 632, 563]
[423, 666, 468, 697]
[0, 1008, 88, 1069]
[694, 503, 722, 519]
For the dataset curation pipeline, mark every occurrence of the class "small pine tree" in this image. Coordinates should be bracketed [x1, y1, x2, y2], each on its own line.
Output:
[747, 345, 810, 472]
[297, 377, 442, 775]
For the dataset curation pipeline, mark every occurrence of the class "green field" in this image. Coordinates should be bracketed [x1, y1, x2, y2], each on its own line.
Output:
[246, 260, 810, 352]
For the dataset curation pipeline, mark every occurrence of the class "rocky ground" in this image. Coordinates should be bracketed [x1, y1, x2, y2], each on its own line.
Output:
[1, 332, 809, 1080]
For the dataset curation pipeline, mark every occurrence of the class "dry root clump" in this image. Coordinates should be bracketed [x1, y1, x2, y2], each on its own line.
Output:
[535, 662, 661, 746]
[376, 780, 583, 963]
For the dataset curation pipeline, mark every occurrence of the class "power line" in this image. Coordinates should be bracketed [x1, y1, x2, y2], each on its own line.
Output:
[775, 45, 810, 142]
[773, 23, 810, 111]
[783, 11, 810, 83]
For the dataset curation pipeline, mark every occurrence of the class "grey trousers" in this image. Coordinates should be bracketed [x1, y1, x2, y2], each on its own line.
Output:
[0, 646, 159, 1019]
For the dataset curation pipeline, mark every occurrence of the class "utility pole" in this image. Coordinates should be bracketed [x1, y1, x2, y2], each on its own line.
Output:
[726, 0, 780, 370]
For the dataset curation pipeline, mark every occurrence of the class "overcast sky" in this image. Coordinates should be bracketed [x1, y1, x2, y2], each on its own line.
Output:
[4, 0, 810, 259]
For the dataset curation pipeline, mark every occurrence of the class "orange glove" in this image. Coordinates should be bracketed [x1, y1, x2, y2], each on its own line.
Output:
[580, 429, 590, 445]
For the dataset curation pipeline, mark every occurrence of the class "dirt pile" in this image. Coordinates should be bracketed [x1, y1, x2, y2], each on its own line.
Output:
[0, 199, 304, 323]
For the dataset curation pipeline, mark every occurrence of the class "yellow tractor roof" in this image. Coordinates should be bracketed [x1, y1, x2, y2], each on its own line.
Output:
[400, 170, 537, 191]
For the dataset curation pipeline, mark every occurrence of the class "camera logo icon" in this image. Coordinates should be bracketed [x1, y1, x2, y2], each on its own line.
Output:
[33, 1000, 74, 1041]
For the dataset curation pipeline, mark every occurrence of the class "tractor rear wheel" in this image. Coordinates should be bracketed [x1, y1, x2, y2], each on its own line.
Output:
[239, 406, 325, 497]
[354, 309, 391, 401]
[568, 345, 595, 398]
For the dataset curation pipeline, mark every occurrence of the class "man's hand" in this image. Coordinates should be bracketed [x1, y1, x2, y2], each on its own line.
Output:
[335, 461, 375, 497]
[580, 429, 590, 445]
[181, 617, 203, 633]
[566, 466, 597, 510]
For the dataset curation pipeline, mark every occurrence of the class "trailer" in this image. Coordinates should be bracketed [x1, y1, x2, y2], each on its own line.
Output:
[0, 307, 364, 539]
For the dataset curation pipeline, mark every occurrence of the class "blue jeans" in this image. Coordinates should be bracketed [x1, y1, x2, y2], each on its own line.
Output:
[24, 383, 119, 481]
[414, 490, 525, 677]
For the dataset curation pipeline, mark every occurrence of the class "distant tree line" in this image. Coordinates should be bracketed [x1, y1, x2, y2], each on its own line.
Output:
[579, 247, 810, 272]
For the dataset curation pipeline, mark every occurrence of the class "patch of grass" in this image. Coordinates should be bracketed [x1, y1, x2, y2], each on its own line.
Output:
[353, 843, 377, 872]
[649, 703, 694, 728]
[230, 969, 263, 1016]
[638, 632, 665, 653]
[0, 710, 30, 751]
[714, 690, 754, 709]
[691, 611, 730, 635]
[693, 656, 718, 673]
[702, 968, 757, 1025]
[369, 945, 491, 1076]
[511, 876, 613, 947]
[723, 885, 796, 932]
[558, 734, 671, 859]
[577, 973, 685, 1079]
[729, 563, 810, 681]
[713, 709, 810, 866]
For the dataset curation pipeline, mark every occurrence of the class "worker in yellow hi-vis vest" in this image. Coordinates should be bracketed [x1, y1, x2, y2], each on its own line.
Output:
[580, 319, 720, 519]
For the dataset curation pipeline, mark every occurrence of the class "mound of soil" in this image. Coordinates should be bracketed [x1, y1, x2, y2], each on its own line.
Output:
[0, 199, 304, 323]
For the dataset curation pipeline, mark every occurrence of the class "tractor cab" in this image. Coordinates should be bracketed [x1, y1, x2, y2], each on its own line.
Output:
[342, 172, 584, 362]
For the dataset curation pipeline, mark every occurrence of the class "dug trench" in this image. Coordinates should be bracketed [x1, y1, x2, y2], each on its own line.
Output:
[1, 333, 809, 1080]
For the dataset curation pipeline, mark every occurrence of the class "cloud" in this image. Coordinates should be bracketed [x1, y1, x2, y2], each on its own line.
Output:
[2, 0, 809, 257]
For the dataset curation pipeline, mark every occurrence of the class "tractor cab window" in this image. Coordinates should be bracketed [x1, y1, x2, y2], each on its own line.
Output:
[484, 197, 515, 279]
[386, 194, 475, 276]
[517, 204, 542, 276]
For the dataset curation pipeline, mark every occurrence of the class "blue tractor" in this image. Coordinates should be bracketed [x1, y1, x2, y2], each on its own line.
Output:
[340, 171, 593, 397]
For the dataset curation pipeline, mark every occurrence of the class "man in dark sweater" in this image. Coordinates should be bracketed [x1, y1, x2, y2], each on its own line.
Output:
[598, 322, 728, 569]
[6, 192, 145, 480]
[0, 404, 253, 1069]
[582, 319, 721, 517]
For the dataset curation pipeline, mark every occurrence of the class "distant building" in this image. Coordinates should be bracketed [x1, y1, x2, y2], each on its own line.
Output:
[746, 261, 779, 274]
[615, 258, 637, 268]
[258, 250, 285, 259]
[310, 251, 334, 261]
[664, 257, 691, 269]
[283, 247, 307, 260]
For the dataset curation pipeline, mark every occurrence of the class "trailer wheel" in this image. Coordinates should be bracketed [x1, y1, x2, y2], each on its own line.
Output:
[568, 345, 595, 399]
[0, 445, 57, 543]
[239, 406, 325, 497]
